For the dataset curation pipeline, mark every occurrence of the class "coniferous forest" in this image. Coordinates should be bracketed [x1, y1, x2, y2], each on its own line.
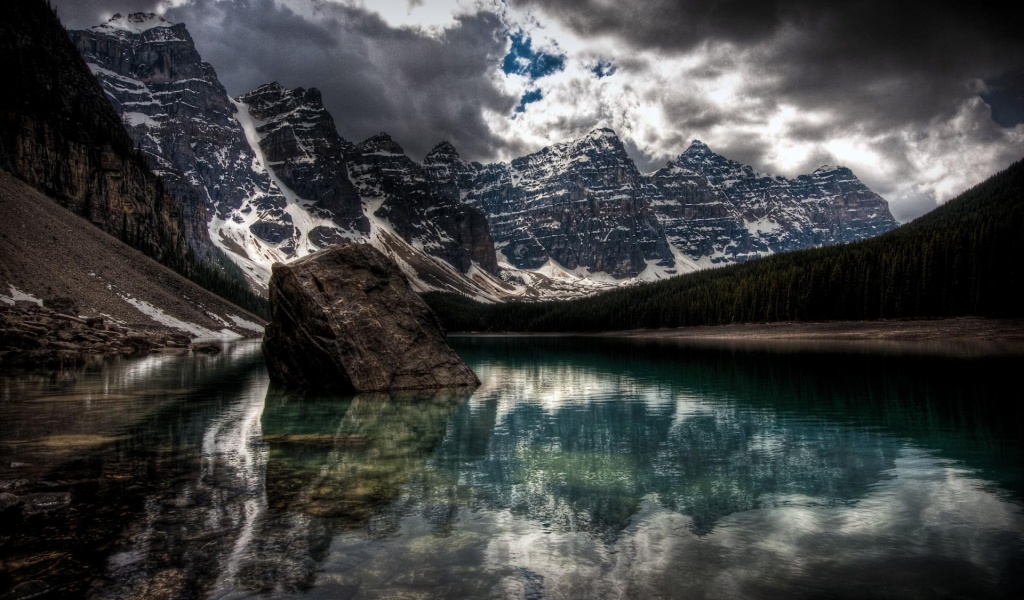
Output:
[424, 158, 1024, 332]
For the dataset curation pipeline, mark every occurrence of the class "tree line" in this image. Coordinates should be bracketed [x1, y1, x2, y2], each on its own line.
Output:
[424, 158, 1024, 332]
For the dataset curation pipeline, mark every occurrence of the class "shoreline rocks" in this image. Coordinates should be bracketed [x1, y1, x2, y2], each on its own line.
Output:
[0, 304, 194, 368]
[262, 243, 479, 392]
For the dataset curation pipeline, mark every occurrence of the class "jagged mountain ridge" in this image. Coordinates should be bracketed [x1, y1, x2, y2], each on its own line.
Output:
[235, 82, 367, 242]
[1, 0, 265, 318]
[70, 13, 284, 225]
[231, 84, 506, 297]
[423, 135, 899, 274]
[71, 14, 507, 299]
[425, 129, 676, 280]
[69, 12, 898, 302]
[349, 131, 498, 274]
[649, 140, 898, 262]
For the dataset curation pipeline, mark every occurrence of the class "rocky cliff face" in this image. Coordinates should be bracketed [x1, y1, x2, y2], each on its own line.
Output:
[0, 2, 198, 270]
[350, 133, 499, 274]
[70, 14, 501, 294]
[69, 14, 291, 281]
[649, 140, 899, 263]
[229, 83, 499, 284]
[425, 129, 673, 278]
[235, 83, 367, 240]
[425, 132, 898, 276]
[263, 243, 480, 392]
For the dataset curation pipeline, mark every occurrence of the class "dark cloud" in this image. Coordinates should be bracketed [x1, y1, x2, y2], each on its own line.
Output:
[178, 0, 516, 160]
[514, 0, 785, 51]
[982, 67, 1024, 127]
[57, 0, 517, 161]
[515, 0, 1024, 130]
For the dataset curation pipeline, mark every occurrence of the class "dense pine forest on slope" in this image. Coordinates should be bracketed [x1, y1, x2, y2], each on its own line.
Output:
[0, 0, 267, 317]
[425, 159, 1024, 332]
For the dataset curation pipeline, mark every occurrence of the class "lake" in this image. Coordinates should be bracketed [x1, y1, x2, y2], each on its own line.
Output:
[1, 336, 1022, 599]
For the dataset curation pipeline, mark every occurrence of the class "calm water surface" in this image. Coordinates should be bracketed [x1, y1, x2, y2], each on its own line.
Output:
[1, 337, 1022, 599]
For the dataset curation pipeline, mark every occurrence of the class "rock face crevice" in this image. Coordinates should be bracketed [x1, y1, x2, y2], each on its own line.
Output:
[262, 244, 479, 392]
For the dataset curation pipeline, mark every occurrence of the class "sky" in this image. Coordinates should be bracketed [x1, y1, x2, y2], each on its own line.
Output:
[54, 0, 1024, 222]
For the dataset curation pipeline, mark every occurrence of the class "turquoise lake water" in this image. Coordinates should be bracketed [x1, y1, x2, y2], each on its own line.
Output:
[1, 336, 1022, 599]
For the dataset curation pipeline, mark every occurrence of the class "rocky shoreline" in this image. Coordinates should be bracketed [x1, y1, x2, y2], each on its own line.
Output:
[0, 302, 213, 368]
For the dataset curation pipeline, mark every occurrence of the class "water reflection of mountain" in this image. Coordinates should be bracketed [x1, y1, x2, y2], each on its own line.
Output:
[440, 336, 1022, 538]
[455, 336, 1024, 495]
[3, 337, 1020, 599]
[0, 342, 269, 600]
[434, 395, 901, 539]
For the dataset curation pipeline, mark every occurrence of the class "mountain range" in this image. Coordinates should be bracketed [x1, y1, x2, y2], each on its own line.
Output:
[68, 12, 898, 301]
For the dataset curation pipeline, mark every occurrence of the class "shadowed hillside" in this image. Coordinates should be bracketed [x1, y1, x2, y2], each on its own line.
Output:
[0, 0, 266, 317]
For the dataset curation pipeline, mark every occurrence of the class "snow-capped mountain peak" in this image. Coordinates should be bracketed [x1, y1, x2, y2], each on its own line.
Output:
[358, 132, 405, 155]
[679, 139, 719, 160]
[95, 12, 174, 34]
[585, 127, 619, 140]
[424, 140, 461, 163]
[72, 14, 899, 302]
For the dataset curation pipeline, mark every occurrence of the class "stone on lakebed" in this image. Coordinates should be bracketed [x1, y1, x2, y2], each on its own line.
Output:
[261, 243, 479, 392]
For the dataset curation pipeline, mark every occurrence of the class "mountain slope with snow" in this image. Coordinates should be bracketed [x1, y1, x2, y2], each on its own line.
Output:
[0, 172, 263, 339]
[425, 129, 674, 279]
[70, 13, 899, 302]
[71, 14, 509, 300]
[649, 140, 899, 263]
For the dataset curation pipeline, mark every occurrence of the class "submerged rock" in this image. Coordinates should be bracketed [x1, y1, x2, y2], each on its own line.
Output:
[262, 243, 479, 392]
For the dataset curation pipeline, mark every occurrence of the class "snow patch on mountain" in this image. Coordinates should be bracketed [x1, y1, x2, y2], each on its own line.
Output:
[96, 13, 173, 34]
[121, 295, 242, 340]
[0, 284, 43, 306]
[210, 98, 362, 288]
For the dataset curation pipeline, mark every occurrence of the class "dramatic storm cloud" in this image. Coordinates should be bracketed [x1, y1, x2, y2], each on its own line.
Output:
[55, 0, 1023, 221]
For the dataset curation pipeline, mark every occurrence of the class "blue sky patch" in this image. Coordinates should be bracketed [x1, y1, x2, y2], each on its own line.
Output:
[502, 31, 565, 81]
[515, 89, 544, 113]
[592, 60, 617, 78]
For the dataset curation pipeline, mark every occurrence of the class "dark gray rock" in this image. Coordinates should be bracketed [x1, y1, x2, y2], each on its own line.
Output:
[0, 305, 196, 368]
[424, 129, 673, 277]
[262, 243, 479, 392]
[250, 219, 295, 244]
[43, 297, 78, 316]
[350, 133, 499, 274]
[649, 140, 899, 263]
[236, 83, 369, 234]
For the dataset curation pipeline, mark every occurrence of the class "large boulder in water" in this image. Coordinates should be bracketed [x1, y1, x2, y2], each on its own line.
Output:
[262, 243, 479, 392]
